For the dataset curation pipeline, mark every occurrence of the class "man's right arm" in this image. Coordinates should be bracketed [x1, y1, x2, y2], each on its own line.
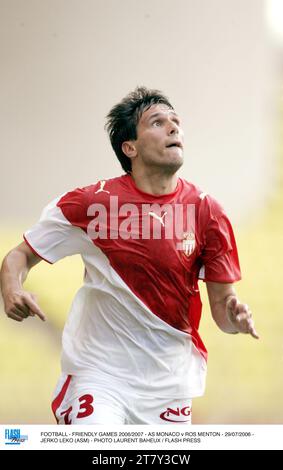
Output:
[0, 242, 46, 322]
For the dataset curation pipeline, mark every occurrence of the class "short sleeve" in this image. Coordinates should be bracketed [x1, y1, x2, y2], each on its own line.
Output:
[198, 196, 241, 283]
[23, 188, 90, 264]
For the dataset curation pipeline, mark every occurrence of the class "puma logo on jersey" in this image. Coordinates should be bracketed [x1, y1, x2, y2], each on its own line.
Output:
[95, 180, 110, 194]
[148, 211, 167, 227]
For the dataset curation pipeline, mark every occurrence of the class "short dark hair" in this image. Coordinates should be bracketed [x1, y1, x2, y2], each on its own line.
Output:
[105, 86, 174, 173]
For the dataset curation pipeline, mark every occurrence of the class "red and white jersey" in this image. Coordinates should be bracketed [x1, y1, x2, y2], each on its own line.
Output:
[24, 175, 241, 398]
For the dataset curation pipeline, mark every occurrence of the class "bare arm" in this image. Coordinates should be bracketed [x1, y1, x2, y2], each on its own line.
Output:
[0, 242, 46, 322]
[206, 281, 259, 339]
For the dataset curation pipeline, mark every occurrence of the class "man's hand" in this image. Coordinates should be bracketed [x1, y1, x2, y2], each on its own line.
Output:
[206, 282, 259, 339]
[0, 242, 45, 322]
[226, 296, 259, 339]
[4, 290, 46, 322]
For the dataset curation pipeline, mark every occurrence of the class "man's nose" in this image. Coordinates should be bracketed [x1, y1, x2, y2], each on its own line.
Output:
[168, 122, 179, 135]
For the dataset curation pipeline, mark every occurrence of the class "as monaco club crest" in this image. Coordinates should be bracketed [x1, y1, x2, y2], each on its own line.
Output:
[182, 231, 195, 257]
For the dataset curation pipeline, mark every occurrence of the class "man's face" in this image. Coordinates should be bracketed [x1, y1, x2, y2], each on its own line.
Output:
[133, 104, 184, 173]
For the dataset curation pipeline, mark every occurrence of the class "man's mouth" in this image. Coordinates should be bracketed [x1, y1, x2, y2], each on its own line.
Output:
[166, 141, 183, 149]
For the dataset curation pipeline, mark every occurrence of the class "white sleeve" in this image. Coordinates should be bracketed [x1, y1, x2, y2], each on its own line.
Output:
[24, 194, 91, 263]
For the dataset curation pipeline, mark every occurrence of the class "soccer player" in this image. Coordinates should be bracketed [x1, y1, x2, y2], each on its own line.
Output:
[0, 87, 258, 425]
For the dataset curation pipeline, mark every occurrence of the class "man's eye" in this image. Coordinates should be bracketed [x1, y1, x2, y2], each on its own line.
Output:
[153, 120, 161, 126]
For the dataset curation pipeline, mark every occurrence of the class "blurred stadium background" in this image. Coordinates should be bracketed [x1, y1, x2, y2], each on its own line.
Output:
[0, 0, 283, 424]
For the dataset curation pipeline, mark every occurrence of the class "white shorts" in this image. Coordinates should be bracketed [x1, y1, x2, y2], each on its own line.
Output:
[52, 372, 192, 425]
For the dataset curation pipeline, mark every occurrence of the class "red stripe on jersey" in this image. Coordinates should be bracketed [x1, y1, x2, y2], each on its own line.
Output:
[51, 375, 72, 424]
[56, 175, 241, 361]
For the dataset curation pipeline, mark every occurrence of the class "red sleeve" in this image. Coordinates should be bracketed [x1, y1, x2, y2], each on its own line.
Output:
[198, 196, 241, 283]
[56, 186, 90, 229]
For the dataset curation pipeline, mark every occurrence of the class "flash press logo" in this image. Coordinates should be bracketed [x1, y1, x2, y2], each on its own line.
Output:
[5, 428, 28, 445]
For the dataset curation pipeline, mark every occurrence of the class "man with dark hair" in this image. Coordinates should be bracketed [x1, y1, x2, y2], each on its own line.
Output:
[0, 86, 258, 425]
[105, 86, 174, 174]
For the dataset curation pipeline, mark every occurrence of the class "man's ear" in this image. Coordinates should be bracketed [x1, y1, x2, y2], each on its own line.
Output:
[122, 141, 137, 159]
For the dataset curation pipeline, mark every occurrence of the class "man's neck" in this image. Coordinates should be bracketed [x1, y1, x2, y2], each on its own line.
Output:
[130, 170, 178, 196]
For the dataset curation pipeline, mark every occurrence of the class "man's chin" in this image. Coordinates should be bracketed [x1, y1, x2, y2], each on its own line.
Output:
[143, 154, 184, 175]
[161, 157, 183, 175]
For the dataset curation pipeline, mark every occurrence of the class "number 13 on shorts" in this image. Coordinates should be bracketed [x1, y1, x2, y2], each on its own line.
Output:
[59, 394, 94, 424]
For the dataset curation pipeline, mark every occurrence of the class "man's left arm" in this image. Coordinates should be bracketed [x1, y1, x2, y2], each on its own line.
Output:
[206, 281, 259, 339]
